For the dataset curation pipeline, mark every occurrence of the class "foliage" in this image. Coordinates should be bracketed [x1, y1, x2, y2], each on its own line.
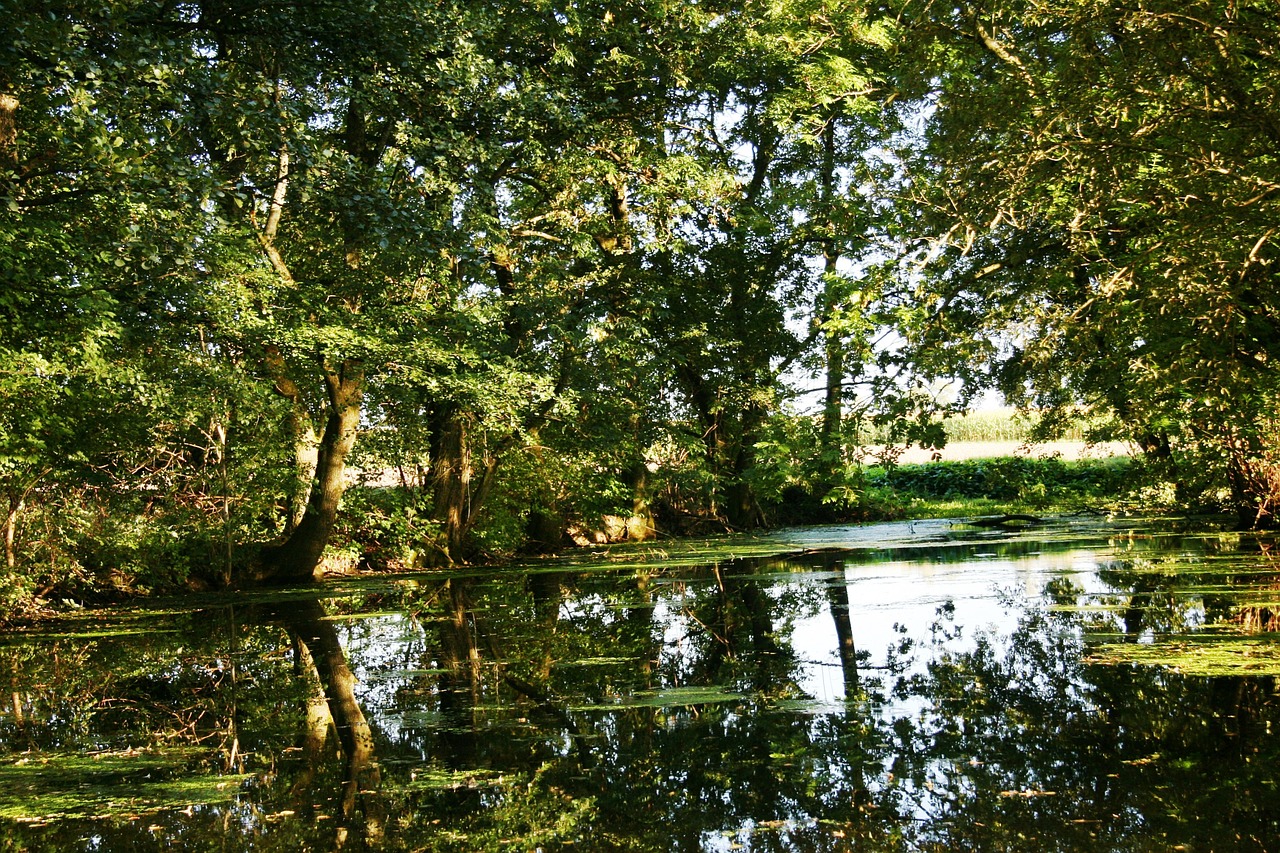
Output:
[1, 0, 1276, 614]
[892, 0, 1280, 525]
[326, 486, 436, 573]
[866, 456, 1134, 506]
[0, 749, 249, 822]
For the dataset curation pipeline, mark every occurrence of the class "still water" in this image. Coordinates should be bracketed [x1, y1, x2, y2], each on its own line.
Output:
[2, 516, 1278, 851]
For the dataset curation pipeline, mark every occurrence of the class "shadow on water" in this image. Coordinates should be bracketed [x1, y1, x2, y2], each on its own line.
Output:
[2, 516, 1279, 850]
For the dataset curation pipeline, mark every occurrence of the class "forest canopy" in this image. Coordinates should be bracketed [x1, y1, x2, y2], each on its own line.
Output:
[2, 0, 1278, 606]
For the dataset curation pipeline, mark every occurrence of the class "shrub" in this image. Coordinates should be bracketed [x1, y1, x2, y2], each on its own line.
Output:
[865, 457, 1133, 504]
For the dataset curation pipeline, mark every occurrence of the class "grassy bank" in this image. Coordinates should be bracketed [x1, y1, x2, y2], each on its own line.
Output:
[763, 455, 1140, 527]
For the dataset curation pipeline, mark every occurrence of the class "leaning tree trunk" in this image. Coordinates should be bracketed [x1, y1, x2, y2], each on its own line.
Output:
[265, 361, 363, 581]
[4, 474, 44, 571]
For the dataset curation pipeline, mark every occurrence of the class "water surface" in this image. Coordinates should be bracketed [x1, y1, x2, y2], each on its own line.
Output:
[3, 516, 1277, 851]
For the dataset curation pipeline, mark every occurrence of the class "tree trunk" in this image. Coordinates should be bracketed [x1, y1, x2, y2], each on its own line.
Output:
[1228, 453, 1262, 530]
[4, 475, 42, 571]
[725, 402, 768, 529]
[626, 409, 656, 540]
[264, 346, 319, 533]
[4, 490, 19, 571]
[820, 302, 845, 456]
[288, 421, 320, 534]
[430, 411, 472, 564]
[818, 112, 845, 464]
[628, 458, 656, 541]
[265, 361, 363, 581]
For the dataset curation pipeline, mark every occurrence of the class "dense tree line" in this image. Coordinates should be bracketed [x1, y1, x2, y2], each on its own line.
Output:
[2, 0, 1278, 606]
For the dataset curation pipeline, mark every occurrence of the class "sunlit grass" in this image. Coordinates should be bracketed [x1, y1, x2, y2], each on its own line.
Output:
[900, 496, 1009, 518]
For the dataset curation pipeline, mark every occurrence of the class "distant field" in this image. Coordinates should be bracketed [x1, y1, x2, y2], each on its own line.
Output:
[883, 440, 1130, 465]
[862, 408, 1128, 464]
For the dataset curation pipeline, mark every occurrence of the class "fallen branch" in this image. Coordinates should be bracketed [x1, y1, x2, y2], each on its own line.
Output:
[966, 514, 1045, 528]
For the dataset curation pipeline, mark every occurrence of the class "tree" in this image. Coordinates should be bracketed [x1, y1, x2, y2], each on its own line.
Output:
[0, 0, 239, 595]
[166, 0, 498, 579]
[896, 0, 1280, 524]
[616, 0, 904, 528]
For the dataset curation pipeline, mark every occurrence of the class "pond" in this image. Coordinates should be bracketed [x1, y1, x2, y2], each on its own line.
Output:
[2, 515, 1278, 851]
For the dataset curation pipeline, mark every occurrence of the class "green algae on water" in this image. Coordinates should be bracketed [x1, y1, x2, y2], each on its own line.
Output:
[0, 749, 250, 824]
[402, 764, 510, 791]
[569, 684, 745, 711]
[1088, 636, 1280, 676]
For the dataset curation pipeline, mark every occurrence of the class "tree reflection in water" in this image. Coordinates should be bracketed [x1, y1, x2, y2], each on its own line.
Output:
[281, 598, 385, 844]
[2, 526, 1279, 850]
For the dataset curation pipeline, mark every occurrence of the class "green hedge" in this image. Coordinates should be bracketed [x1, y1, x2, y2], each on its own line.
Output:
[866, 457, 1132, 502]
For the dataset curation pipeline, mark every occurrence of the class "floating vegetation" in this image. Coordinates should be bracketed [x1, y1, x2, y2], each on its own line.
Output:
[553, 656, 642, 667]
[402, 765, 510, 791]
[0, 749, 250, 824]
[766, 697, 853, 715]
[388, 709, 448, 729]
[3, 626, 183, 641]
[570, 685, 745, 711]
[317, 610, 408, 622]
[563, 537, 812, 572]
[1088, 636, 1280, 676]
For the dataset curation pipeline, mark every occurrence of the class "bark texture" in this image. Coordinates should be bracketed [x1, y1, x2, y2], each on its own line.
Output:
[0, 92, 17, 168]
[264, 360, 364, 581]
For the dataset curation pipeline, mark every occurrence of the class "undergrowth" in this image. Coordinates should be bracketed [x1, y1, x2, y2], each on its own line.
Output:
[866, 456, 1133, 506]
